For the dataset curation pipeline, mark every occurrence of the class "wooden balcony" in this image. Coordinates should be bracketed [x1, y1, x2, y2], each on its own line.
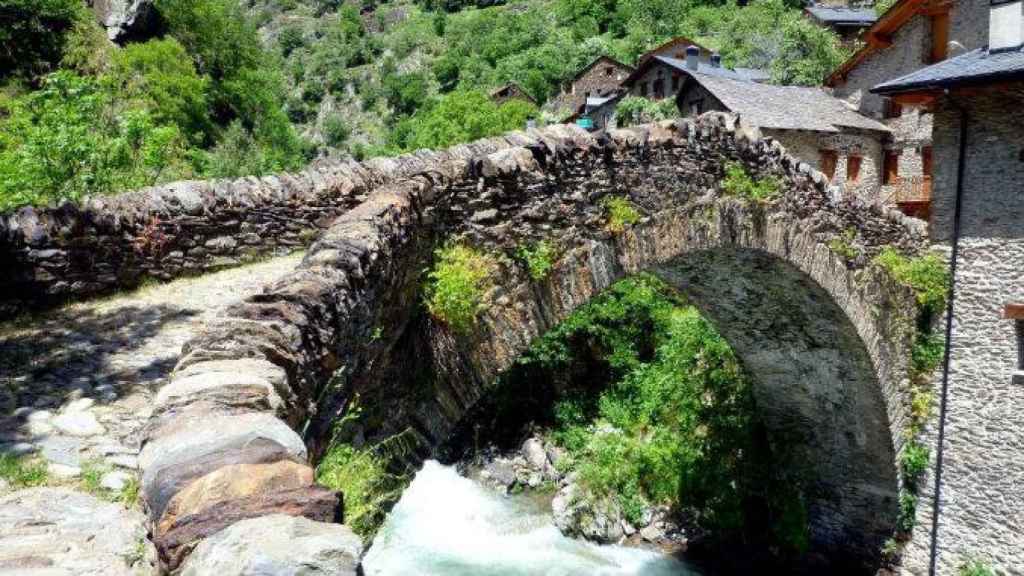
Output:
[889, 175, 932, 221]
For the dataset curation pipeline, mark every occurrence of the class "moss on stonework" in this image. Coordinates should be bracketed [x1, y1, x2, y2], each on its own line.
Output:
[721, 161, 781, 202]
[602, 196, 641, 233]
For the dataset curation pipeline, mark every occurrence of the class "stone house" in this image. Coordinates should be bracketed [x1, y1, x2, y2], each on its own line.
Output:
[624, 46, 769, 102]
[489, 83, 537, 107]
[637, 36, 714, 65]
[668, 67, 890, 200]
[870, 1, 1024, 573]
[826, 0, 990, 220]
[804, 4, 879, 44]
[544, 56, 634, 120]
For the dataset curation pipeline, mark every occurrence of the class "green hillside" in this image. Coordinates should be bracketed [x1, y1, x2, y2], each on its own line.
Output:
[0, 0, 852, 211]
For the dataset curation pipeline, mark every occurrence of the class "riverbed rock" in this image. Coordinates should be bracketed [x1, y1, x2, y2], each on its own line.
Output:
[180, 514, 362, 576]
[0, 487, 154, 575]
[551, 481, 624, 544]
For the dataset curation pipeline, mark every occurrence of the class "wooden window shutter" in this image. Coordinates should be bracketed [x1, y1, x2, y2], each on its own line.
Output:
[922, 146, 934, 176]
[847, 155, 862, 183]
[883, 151, 900, 184]
[820, 150, 838, 181]
[931, 13, 950, 63]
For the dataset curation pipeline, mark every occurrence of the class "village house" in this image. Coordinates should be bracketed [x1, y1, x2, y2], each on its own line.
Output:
[804, 3, 879, 44]
[825, 0, 990, 220]
[624, 45, 769, 102]
[489, 83, 538, 107]
[543, 56, 634, 122]
[870, 1, 1024, 572]
[669, 64, 890, 200]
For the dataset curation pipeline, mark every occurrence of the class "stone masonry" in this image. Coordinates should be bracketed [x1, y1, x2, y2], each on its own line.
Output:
[127, 115, 940, 573]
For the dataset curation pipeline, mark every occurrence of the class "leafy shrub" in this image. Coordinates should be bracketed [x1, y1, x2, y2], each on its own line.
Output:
[424, 243, 495, 332]
[897, 491, 917, 533]
[901, 440, 930, 485]
[317, 442, 408, 539]
[959, 558, 997, 576]
[0, 0, 84, 80]
[721, 161, 781, 201]
[517, 241, 556, 280]
[402, 90, 535, 151]
[614, 96, 677, 127]
[827, 228, 860, 260]
[0, 453, 48, 488]
[873, 247, 949, 315]
[912, 332, 944, 376]
[278, 25, 306, 57]
[603, 196, 641, 233]
[322, 114, 351, 148]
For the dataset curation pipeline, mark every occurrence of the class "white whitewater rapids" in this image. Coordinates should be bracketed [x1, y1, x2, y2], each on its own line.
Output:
[362, 460, 701, 576]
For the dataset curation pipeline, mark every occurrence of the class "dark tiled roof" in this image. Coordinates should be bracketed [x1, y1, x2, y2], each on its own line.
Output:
[653, 56, 769, 83]
[805, 5, 878, 25]
[690, 72, 891, 133]
[872, 45, 1024, 94]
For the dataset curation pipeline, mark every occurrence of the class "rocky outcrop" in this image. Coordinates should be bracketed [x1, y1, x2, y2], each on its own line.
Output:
[180, 514, 362, 576]
[0, 487, 155, 574]
[89, 0, 159, 42]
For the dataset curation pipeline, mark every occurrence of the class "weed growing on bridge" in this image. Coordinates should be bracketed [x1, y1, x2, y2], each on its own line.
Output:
[602, 196, 641, 233]
[516, 241, 556, 281]
[873, 247, 949, 315]
[0, 453, 48, 488]
[721, 162, 781, 202]
[827, 228, 861, 261]
[959, 557, 998, 576]
[424, 243, 496, 333]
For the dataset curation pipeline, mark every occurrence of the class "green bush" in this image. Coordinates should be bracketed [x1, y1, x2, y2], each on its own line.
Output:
[424, 243, 495, 332]
[721, 161, 781, 201]
[603, 196, 641, 233]
[401, 90, 535, 151]
[901, 440, 930, 485]
[0, 453, 48, 488]
[317, 442, 408, 539]
[614, 95, 677, 127]
[897, 491, 917, 533]
[873, 247, 949, 315]
[517, 241, 556, 280]
[959, 558, 997, 576]
[0, 0, 84, 80]
[323, 114, 351, 148]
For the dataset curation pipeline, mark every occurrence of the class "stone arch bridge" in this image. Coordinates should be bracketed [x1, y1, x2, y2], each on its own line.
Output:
[135, 115, 930, 573]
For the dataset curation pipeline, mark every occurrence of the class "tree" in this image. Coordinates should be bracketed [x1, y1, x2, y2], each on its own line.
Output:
[403, 90, 535, 151]
[0, 0, 83, 81]
[108, 38, 213, 146]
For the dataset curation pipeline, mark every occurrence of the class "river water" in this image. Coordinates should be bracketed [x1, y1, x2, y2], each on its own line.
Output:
[362, 460, 702, 576]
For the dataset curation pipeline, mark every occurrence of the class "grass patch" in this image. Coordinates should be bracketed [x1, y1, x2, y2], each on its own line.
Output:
[897, 491, 917, 533]
[901, 440, 929, 486]
[517, 241, 556, 281]
[79, 459, 110, 496]
[0, 453, 48, 488]
[424, 243, 496, 333]
[827, 228, 860, 260]
[959, 558, 997, 576]
[602, 196, 641, 233]
[721, 162, 781, 201]
[118, 476, 140, 508]
[873, 247, 949, 315]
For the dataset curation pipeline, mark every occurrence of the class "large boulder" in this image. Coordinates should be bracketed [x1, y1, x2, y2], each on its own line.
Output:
[180, 514, 362, 576]
[551, 480, 625, 544]
[0, 487, 155, 575]
[90, 0, 159, 42]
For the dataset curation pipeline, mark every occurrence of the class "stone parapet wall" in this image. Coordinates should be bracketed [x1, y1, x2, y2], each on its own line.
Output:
[0, 139, 517, 318]
[133, 114, 930, 573]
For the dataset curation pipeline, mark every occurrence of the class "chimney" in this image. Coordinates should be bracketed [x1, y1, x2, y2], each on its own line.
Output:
[711, 51, 722, 68]
[989, 0, 1024, 52]
[685, 45, 700, 71]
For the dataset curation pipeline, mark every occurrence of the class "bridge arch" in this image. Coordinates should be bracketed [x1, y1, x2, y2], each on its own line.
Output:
[137, 114, 928, 571]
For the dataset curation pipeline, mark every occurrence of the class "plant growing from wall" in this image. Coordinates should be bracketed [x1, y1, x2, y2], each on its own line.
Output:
[721, 162, 781, 202]
[516, 240, 556, 281]
[827, 228, 861, 261]
[959, 557, 998, 576]
[602, 196, 641, 233]
[0, 453, 48, 488]
[424, 243, 496, 332]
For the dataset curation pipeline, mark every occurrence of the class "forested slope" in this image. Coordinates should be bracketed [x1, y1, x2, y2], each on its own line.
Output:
[0, 0, 857, 211]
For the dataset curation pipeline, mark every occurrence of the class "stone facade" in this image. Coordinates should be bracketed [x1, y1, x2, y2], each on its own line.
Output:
[828, 0, 990, 212]
[132, 115, 933, 572]
[630, 62, 688, 101]
[898, 88, 1024, 576]
[545, 56, 633, 119]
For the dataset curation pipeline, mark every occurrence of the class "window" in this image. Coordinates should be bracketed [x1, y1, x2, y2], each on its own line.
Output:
[820, 150, 838, 181]
[883, 150, 900, 184]
[930, 13, 950, 63]
[605, 66, 613, 76]
[1017, 320, 1024, 371]
[672, 74, 681, 91]
[653, 79, 665, 99]
[639, 82, 648, 97]
[922, 146, 933, 177]
[690, 98, 704, 116]
[847, 155, 862, 183]
[884, 98, 903, 119]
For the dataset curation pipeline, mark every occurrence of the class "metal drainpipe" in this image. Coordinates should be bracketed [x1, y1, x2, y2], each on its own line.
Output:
[928, 93, 968, 576]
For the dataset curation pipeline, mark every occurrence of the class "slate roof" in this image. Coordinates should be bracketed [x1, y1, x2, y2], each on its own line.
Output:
[647, 56, 769, 83]
[690, 72, 891, 133]
[872, 45, 1024, 93]
[805, 5, 878, 26]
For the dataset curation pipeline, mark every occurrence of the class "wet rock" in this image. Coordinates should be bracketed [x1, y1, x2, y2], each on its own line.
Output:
[180, 514, 361, 576]
[552, 482, 624, 544]
[0, 487, 154, 575]
[521, 437, 550, 471]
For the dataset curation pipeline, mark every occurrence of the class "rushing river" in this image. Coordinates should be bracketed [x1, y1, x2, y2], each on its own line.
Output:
[362, 460, 702, 576]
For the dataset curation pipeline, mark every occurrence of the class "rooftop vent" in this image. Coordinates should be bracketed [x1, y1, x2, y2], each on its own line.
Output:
[990, 0, 1023, 52]
[686, 45, 700, 71]
[710, 52, 722, 68]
